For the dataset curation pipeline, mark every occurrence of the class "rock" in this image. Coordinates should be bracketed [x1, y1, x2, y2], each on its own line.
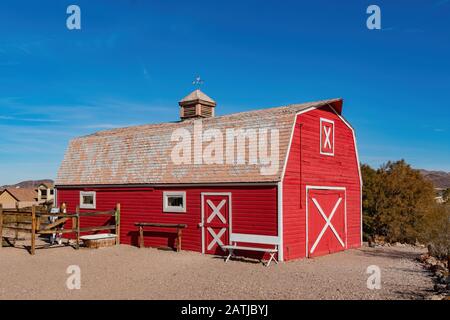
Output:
[431, 263, 446, 273]
[434, 283, 447, 293]
[426, 256, 438, 266]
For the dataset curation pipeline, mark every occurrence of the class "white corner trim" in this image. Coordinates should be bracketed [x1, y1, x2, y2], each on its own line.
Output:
[201, 193, 205, 254]
[277, 181, 284, 261]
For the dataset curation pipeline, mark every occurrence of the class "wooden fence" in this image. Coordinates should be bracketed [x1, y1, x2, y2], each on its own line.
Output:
[0, 203, 120, 255]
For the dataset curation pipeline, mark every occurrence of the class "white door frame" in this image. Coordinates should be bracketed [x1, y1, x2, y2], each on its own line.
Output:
[305, 186, 347, 257]
[201, 192, 232, 254]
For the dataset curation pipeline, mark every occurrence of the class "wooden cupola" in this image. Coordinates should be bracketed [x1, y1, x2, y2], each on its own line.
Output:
[179, 89, 216, 120]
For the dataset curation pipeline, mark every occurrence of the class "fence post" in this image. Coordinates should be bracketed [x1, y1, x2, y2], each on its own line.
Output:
[14, 202, 19, 240]
[31, 205, 36, 255]
[115, 203, 121, 245]
[75, 206, 80, 250]
[0, 204, 3, 249]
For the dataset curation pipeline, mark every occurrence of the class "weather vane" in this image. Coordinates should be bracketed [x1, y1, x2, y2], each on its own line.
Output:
[192, 76, 204, 88]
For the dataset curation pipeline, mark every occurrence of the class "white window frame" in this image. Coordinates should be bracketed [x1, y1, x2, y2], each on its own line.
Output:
[320, 118, 335, 156]
[80, 191, 96, 209]
[163, 191, 186, 213]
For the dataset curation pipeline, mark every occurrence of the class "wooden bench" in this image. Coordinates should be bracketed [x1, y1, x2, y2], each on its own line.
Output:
[135, 223, 187, 252]
[221, 233, 280, 266]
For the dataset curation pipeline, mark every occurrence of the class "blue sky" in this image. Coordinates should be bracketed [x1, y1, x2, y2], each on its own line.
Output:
[0, 0, 449, 185]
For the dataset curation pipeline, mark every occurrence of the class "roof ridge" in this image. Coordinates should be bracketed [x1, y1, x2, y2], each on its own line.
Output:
[82, 98, 341, 139]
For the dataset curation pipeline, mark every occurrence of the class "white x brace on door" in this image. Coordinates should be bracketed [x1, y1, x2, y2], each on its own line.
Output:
[201, 193, 231, 255]
[307, 186, 346, 258]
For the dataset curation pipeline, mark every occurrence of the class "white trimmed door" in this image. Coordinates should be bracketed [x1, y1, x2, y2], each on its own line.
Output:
[307, 187, 346, 258]
[201, 193, 231, 255]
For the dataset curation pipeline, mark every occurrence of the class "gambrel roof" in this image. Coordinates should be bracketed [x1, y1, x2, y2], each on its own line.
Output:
[56, 98, 342, 186]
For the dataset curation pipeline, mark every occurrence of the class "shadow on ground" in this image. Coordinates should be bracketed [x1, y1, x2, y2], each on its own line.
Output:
[356, 247, 423, 261]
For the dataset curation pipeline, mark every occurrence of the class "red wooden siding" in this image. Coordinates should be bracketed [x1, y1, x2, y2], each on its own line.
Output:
[57, 185, 278, 253]
[282, 105, 361, 261]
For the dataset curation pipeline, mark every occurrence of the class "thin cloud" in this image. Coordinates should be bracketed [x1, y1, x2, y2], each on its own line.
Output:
[0, 115, 62, 123]
[381, 26, 395, 32]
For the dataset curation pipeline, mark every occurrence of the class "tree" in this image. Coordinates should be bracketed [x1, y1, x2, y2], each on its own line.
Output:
[419, 202, 450, 260]
[362, 160, 437, 243]
[361, 164, 382, 240]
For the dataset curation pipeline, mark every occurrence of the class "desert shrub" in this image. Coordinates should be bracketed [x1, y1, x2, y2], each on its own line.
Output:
[362, 160, 438, 244]
[419, 203, 450, 260]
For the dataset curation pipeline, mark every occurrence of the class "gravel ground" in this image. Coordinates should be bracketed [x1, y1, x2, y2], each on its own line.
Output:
[0, 242, 435, 300]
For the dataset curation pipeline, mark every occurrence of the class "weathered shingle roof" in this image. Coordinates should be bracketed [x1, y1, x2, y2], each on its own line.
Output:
[56, 98, 342, 186]
[2, 188, 37, 202]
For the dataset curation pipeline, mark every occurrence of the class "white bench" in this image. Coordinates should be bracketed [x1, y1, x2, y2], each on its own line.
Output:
[221, 233, 280, 266]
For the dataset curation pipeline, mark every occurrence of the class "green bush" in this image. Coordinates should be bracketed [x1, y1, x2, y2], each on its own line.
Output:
[362, 160, 447, 252]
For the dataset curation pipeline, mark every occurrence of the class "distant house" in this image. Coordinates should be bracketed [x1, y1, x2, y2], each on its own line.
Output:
[36, 183, 55, 203]
[0, 188, 38, 209]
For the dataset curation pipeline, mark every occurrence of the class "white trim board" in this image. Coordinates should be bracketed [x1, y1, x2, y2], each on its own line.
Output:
[277, 181, 284, 261]
[305, 185, 347, 258]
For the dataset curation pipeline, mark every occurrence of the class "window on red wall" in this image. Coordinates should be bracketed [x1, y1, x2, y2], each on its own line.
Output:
[80, 191, 96, 209]
[163, 191, 186, 213]
[320, 118, 334, 156]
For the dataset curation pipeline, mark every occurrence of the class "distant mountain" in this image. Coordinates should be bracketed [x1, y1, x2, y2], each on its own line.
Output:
[419, 170, 450, 189]
[0, 179, 54, 190]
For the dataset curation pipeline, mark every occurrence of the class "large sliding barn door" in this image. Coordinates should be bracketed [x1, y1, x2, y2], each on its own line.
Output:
[307, 187, 346, 258]
[201, 193, 231, 255]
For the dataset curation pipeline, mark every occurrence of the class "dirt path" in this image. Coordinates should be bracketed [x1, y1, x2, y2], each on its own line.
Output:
[0, 244, 434, 299]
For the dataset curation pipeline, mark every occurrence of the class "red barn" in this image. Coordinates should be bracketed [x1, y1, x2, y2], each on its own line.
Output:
[55, 90, 362, 261]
